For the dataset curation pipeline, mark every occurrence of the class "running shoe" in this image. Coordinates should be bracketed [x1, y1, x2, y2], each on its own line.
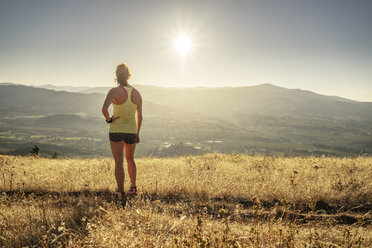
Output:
[129, 186, 137, 196]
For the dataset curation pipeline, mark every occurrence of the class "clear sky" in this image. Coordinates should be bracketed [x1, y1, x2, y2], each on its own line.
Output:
[0, 0, 371, 101]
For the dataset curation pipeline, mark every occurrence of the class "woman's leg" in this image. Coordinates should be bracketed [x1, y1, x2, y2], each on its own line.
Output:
[124, 143, 137, 187]
[110, 141, 125, 192]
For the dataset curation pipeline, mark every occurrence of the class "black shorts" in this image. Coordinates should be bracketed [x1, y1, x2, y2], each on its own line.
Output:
[109, 133, 137, 144]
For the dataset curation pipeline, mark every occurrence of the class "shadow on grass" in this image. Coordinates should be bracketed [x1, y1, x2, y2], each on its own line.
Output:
[2, 189, 371, 226]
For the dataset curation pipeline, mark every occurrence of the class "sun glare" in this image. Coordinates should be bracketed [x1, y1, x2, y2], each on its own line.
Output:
[174, 34, 192, 56]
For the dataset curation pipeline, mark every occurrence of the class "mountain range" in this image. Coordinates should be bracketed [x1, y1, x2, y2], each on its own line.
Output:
[0, 82, 371, 157]
[35, 83, 372, 121]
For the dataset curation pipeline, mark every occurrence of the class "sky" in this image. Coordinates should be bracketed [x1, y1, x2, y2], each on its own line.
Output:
[0, 0, 371, 101]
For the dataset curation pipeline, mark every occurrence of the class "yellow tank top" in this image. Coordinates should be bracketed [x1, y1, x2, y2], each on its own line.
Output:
[109, 86, 138, 134]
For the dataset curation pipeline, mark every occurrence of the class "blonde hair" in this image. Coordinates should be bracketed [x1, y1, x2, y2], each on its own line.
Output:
[116, 63, 131, 86]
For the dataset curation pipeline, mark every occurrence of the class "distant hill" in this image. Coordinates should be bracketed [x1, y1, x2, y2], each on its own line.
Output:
[0, 84, 184, 118]
[39, 84, 91, 93]
[76, 83, 372, 121]
[3, 82, 372, 124]
[0, 84, 103, 116]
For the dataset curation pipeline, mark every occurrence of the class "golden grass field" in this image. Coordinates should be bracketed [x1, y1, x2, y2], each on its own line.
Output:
[0, 154, 371, 247]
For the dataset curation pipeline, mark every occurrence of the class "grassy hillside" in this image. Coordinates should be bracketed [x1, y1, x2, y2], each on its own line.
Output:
[1, 154, 371, 247]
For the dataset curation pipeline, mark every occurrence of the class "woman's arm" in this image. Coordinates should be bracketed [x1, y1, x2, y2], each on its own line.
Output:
[136, 93, 143, 143]
[102, 89, 115, 122]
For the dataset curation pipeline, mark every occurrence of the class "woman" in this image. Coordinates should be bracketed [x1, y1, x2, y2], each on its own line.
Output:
[101, 62, 143, 207]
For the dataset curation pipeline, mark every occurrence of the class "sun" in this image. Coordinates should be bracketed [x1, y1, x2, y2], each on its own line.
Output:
[174, 34, 192, 56]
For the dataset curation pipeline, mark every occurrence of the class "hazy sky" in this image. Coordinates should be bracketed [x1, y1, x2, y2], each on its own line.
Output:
[0, 0, 371, 101]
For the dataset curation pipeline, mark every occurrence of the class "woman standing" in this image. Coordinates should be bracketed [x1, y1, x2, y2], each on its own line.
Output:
[101, 62, 143, 207]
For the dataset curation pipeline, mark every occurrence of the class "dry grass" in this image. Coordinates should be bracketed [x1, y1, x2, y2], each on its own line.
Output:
[0, 154, 371, 247]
